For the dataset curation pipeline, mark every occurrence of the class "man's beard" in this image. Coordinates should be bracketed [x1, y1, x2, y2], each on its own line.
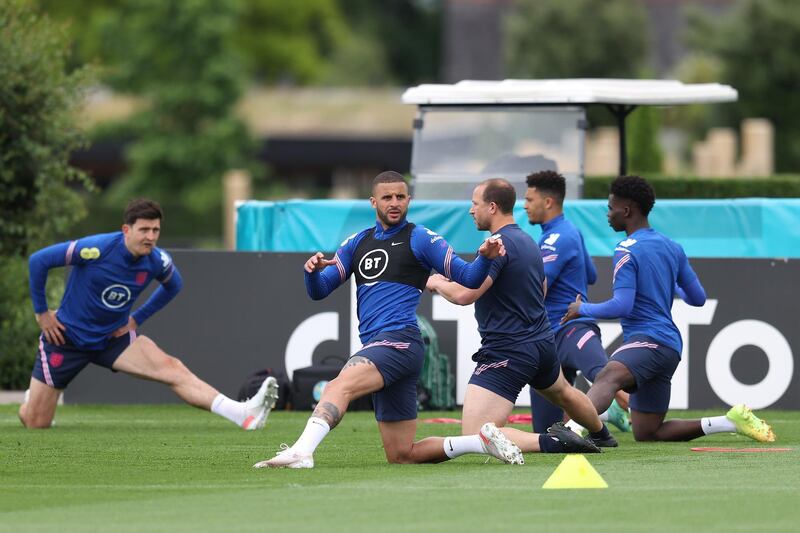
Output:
[378, 208, 404, 227]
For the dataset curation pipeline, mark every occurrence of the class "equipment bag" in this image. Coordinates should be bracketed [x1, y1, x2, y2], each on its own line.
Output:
[416, 315, 455, 410]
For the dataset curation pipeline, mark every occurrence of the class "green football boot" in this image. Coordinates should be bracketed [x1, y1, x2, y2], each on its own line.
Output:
[726, 404, 775, 442]
[606, 399, 631, 433]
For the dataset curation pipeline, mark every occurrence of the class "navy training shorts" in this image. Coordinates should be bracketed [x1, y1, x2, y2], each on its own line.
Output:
[32, 331, 136, 390]
[610, 335, 680, 414]
[555, 322, 608, 383]
[469, 336, 560, 404]
[530, 322, 608, 433]
[354, 326, 425, 422]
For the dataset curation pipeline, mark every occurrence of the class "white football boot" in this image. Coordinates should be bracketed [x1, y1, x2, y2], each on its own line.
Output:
[479, 422, 524, 465]
[253, 444, 314, 469]
[241, 376, 279, 430]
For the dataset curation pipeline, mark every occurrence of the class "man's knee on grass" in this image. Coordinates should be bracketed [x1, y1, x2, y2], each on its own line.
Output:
[19, 404, 54, 429]
[384, 444, 415, 464]
[632, 427, 659, 442]
[631, 413, 664, 442]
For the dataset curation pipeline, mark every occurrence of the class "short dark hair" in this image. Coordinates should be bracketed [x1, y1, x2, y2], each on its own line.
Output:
[481, 178, 516, 214]
[526, 170, 565, 204]
[123, 199, 163, 225]
[372, 171, 406, 190]
[610, 175, 656, 216]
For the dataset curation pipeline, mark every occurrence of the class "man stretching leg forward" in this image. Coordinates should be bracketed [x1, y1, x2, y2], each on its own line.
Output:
[21, 199, 278, 430]
[255, 171, 523, 469]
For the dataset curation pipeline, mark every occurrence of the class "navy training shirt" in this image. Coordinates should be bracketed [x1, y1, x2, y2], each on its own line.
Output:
[475, 223, 552, 349]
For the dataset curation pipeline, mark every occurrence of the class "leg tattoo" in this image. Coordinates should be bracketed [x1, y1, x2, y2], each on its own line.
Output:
[343, 356, 374, 370]
[313, 401, 343, 429]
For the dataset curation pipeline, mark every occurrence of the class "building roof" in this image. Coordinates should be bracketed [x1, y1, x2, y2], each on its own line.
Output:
[401, 79, 738, 106]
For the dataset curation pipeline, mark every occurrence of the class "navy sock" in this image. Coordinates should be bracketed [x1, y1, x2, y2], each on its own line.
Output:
[538, 433, 563, 453]
[589, 424, 611, 440]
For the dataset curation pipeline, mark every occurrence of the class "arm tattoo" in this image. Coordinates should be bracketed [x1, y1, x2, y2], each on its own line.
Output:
[312, 401, 343, 429]
[343, 355, 374, 370]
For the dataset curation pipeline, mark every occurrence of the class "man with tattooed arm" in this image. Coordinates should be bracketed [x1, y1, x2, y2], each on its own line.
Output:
[254, 171, 524, 468]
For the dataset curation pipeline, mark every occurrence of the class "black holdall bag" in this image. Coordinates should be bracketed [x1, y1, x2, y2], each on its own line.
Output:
[291, 356, 373, 412]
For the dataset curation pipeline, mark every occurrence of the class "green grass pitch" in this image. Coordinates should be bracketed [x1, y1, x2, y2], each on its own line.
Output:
[1, 405, 799, 532]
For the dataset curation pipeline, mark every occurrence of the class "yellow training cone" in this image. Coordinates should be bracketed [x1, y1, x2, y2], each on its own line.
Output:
[542, 454, 608, 489]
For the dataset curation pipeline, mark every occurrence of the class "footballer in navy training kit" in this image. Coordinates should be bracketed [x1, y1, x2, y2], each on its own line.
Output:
[255, 171, 530, 469]
[426, 178, 604, 456]
[523, 170, 631, 443]
[562, 175, 775, 443]
[20, 199, 278, 430]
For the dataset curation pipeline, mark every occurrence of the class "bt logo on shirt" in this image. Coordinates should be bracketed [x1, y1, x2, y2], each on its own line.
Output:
[358, 249, 389, 280]
[101, 284, 132, 309]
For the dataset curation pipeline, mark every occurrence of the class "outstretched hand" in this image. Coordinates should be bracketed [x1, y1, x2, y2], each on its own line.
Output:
[36, 310, 66, 346]
[304, 252, 337, 273]
[560, 294, 583, 325]
[478, 235, 506, 260]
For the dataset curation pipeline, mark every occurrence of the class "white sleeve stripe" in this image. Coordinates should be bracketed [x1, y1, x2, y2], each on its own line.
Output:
[65, 241, 77, 265]
[334, 254, 346, 282]
[612, 254, 631, 282]
[444, 247, 453, 279]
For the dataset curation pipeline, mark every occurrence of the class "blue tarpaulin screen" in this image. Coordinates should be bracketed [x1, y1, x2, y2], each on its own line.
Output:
[237, 198, 800, 258]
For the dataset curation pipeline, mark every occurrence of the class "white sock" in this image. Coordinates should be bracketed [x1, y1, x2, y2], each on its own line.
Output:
[211, 394, 246, 426]
[292, 417, 331, 454]
[701, 416, 736, 435]
[599, 410, 609, 422]
[565, 419, 585, 434]
[443, 435, 484, 459]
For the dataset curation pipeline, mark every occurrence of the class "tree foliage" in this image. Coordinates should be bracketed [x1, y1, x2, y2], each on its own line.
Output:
[505, 0, 648, 79]
[628, 106, 664, 174]
[0, 0, 93, 388]
[234, 0, 348, 84]
[337, 0, 442, 85]
[98, 0, 258, 213]
[38, 0, 442, 87]
[686, 0, 800, 172]
[34, 0, 125, 70]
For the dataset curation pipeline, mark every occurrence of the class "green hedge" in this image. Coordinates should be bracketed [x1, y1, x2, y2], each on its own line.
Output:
[584, 175, 800, 199]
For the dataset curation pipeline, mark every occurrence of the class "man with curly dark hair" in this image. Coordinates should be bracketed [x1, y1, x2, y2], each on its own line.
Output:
[562, 175, 775, 443]
[524, 170, 631, 444]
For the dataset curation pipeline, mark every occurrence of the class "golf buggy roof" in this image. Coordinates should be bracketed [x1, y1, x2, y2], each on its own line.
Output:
[402, 79, 737, 177]
[401, 78, 737, 106]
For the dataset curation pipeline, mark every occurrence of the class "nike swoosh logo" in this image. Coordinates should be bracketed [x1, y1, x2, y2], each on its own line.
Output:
[449, 441, 454, 451]
[390, 242, 403, 246]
